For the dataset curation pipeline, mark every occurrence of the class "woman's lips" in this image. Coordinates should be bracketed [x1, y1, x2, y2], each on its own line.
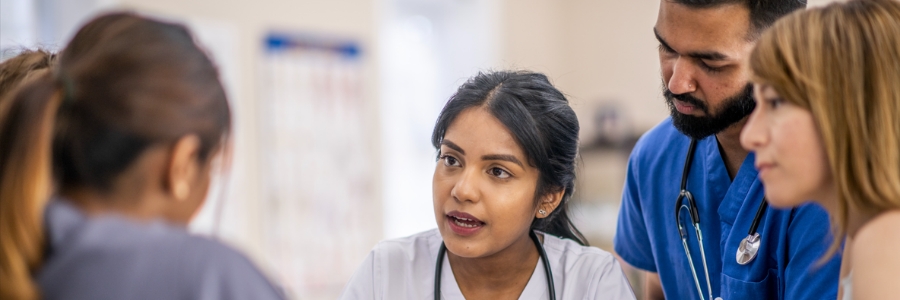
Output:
[446, 211, 485, 236]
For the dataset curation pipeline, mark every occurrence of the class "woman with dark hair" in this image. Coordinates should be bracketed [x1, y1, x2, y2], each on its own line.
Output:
[0, 13, 283, 299]
[341, 71, 634, 299]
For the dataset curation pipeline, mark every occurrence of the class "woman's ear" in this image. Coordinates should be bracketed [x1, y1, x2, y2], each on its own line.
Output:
[165, 135, 201, 201]
[535, 189, 565, 219]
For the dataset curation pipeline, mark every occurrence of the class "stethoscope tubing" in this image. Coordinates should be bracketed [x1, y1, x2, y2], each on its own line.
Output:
[677, 139, 769, 300]
[434, 230, 556, 300]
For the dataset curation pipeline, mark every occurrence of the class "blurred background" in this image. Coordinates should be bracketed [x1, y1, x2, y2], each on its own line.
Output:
[1, 0, 836, 298]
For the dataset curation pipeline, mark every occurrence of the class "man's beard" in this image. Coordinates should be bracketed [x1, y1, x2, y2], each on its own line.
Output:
[664, 84, 755, 140]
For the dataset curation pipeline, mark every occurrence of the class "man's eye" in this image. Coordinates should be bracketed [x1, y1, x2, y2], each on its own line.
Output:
[700, 62, 723, 74]
[658, 44, 676, 54]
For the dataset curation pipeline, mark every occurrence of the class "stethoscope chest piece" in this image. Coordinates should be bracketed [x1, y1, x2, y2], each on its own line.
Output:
[736, 232, 761, 265]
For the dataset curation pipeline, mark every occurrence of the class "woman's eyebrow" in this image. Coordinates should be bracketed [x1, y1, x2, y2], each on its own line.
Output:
[482, 154, 524, 168]
[440, 140, 465, 155]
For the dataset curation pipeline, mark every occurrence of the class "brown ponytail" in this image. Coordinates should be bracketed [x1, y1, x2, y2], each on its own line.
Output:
[0, 12, 230, 298]
[0, 75, 62, 300]
[0, 49, 56, 105]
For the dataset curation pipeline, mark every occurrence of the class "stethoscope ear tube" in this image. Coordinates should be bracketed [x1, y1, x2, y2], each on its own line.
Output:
[677, 140, 715, 300]
[680, 141, 701, 224]
[680, 140, 698, 191]
[531, 230, 556, 299]
[433, 243, 444, 299]
[736, 199, 768, 265]
[434, 231, 556, 300]
[677, 140, 702, 232]
[676, 139, 770, 299]
[748, 200, 768, 236]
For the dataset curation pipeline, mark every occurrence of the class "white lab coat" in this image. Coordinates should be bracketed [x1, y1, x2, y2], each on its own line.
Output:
[340, 229, 635, 300]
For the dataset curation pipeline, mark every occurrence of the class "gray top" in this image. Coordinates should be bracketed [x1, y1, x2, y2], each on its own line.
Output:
[36, 199, 285, 300]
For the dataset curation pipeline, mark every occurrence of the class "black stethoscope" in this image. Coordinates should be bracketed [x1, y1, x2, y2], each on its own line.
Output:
[434, 230, 556, 300]
[676, 139, 769, 300]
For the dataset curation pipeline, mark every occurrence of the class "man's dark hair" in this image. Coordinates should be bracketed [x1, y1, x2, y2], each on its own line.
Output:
[672, 0, 807, 37]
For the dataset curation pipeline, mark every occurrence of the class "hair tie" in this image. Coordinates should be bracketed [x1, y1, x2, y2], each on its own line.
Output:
[60, 75, 76, 104]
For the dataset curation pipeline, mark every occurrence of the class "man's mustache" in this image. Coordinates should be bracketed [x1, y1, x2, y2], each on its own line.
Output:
[664, 88, 708, 113]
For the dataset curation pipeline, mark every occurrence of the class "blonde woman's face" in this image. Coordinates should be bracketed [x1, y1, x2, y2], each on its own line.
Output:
[741, 84, 833, 208]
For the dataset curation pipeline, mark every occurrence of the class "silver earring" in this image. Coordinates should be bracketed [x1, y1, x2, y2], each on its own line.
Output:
[539, 209, 547, 215]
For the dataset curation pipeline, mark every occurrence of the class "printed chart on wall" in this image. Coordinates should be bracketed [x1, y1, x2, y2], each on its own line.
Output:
[259, 33, 378, 298]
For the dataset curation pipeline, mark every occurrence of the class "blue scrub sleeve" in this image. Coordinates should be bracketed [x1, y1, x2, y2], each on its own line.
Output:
[782, 204, 841, 299]
[613, 155, 657, 272]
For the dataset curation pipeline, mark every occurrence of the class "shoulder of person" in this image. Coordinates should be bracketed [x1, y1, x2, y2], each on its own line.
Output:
[179, 233, 258, 270]
[95, 217, 284, 299]
[369, 228, 442, 262]
[48, 210, 284, 299]
[848, 210, 900, 298]
[630, 117, 687, 161]
[343, 228, 440, 294]
[79, 215, 247, 268]
[176, 232, 286, 299]
[543, 234, 636, 299]
[542, 233, 617, 273]
[852, 210, 900, 261]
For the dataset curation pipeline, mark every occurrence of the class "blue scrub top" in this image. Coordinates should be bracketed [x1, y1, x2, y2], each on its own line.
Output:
[614, 118, 841, 300]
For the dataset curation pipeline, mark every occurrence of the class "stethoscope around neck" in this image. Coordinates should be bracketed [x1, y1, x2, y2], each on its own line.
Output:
[676, 139, 769, 300]
[434, 230, 556, 300]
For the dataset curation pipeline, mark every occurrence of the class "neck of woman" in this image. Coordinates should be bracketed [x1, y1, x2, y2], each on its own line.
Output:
[447, 231, 541, 299]
[846, 206, 880, 239]
[819, 192, 878, 239]
[60, 183, 168, 223]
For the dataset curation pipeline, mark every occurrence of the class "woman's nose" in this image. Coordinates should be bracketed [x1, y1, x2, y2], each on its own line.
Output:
[740, 109, 769, 151]
[450, 168, 481, 204]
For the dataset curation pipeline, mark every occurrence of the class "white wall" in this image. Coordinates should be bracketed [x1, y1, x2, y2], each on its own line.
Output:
[0, 0, 116, 54]
[498, 0, 667, 142]
[378, 0, 502, 239]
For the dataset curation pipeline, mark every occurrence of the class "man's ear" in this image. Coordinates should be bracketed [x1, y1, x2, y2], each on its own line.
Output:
[164, 135, 201, 201]
[535, 188, 565, 219]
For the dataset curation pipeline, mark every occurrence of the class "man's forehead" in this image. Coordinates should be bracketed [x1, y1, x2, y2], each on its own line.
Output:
[655, 1, 753, 59]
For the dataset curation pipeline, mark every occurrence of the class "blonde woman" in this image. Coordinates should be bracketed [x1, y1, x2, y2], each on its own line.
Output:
[741, 0, 900, 299]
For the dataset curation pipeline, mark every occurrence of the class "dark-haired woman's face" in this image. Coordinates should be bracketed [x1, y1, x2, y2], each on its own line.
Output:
[433, 107, 545, 258]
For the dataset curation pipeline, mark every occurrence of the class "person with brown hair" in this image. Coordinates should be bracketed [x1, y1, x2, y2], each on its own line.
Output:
[0, 52, 57, 262]
[0, 49, 56, 122]
[613, 0, 841, 299]
[0, 49, 56, 102]
[742, 0, 900, 299]
[0, 12, 284, 300]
